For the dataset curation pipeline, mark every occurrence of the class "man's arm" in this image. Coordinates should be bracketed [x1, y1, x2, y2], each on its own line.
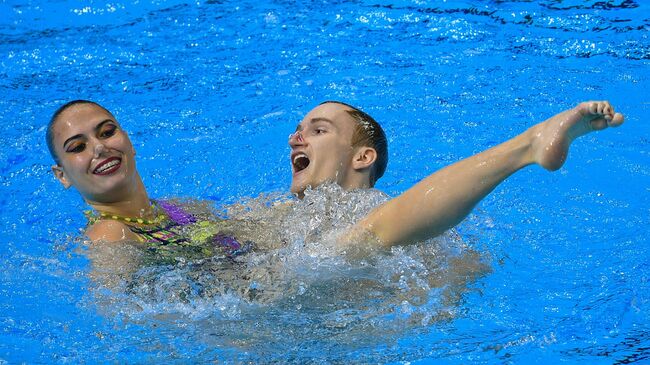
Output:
[353, 101, 624, 246]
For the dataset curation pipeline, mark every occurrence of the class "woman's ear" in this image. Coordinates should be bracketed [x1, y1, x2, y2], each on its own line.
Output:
[52, 165, 72, 189]
[352, 146, 377, 171]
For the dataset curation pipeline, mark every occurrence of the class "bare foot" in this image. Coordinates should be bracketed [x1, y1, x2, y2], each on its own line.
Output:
[531, 101, 624, 171]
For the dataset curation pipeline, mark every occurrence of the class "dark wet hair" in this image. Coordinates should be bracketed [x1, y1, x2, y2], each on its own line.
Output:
[320, 101, 388, 186]
[46, 100, 111, 164]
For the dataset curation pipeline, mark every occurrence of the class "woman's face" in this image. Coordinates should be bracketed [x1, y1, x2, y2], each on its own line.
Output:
[50, 103, 138, 203]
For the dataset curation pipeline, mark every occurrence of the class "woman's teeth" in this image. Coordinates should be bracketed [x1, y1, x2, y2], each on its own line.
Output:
[95, 159, 120, 173]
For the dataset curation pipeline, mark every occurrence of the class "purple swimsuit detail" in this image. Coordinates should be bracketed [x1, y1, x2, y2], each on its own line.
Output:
[126, 200, 250, 259]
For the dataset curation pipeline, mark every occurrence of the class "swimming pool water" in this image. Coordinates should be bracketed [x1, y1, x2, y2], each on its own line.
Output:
[1, 0, 649, 363]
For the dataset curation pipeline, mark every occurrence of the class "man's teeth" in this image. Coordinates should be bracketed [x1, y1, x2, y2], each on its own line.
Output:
[293, 153, 307, 164]
[293, 153, 310, 171]
[96, 160, 119, 173]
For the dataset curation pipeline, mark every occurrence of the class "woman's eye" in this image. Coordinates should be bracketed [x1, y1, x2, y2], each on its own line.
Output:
[100, 126, 117, 138]
[67, 143, 86, 153]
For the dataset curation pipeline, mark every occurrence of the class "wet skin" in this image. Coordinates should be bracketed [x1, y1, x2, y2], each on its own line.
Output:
[51, 103, 140, 205]
[354, 101, 625, 246]
[51, 103, 152, 242]
[289, 103, 376, 198]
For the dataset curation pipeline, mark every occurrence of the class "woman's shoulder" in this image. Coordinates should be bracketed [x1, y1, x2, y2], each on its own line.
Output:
[85, 219, 141, 242]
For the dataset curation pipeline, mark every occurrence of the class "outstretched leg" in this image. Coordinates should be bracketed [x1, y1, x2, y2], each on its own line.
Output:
[354, 101, 625, 246]
[531, 101, 624, 171]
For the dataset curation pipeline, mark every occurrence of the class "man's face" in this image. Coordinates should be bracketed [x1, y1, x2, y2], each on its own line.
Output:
[289, 103, 358, 197]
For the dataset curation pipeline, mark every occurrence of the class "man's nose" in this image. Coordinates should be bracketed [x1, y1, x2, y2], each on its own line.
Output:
[288, 131, 304, 145]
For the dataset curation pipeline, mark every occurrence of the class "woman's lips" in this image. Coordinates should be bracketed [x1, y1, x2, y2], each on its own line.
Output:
[93, 157, 122, 175]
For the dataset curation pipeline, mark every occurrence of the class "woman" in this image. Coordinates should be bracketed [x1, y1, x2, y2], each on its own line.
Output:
[47, 100, 247, 259]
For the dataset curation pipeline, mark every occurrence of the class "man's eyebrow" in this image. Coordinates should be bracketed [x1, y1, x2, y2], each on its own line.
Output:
[310, 117, 334, 125]
[295, 117, 335, 132]
[62, 119, 114, 148]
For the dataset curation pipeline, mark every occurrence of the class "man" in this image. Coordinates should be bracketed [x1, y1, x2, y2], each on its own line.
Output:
[288, 100, 624, 247]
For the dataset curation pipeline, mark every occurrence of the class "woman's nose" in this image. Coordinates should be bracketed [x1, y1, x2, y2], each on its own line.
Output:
[93, 142, 106, 158]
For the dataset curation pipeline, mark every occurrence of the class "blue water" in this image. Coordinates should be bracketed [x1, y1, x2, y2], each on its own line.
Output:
[1, 0, 649, 363]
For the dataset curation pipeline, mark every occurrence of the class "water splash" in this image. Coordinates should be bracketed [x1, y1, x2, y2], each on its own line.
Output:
[82, 183, 490, 356]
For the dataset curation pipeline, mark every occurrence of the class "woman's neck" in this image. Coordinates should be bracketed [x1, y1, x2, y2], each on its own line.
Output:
[86, 175, 154, 218]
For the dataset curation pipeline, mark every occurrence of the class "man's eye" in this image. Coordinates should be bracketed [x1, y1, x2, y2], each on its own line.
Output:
[314, 128, 326, 134]
[67, 143, 86, 153]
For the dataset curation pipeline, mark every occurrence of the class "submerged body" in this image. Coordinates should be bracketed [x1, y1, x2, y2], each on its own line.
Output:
[92, 184, 489, 324]
[85, 199, 250, 261]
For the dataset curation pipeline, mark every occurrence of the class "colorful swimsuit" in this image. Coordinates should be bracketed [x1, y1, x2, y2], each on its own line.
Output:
[86, 200, 251, 260]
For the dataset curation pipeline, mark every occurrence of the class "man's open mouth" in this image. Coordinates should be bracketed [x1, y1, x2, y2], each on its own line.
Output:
[93, 157, 122, 175]
[292, 153, 310, 173]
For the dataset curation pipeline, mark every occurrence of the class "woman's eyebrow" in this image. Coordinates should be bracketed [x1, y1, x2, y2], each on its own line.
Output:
[63, 134, 84, 148]
[94, 119, 115, 132]
[62, 119, 115, 148]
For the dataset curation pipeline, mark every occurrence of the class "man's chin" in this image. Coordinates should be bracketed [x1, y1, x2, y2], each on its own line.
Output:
[290, 183, 306, 198]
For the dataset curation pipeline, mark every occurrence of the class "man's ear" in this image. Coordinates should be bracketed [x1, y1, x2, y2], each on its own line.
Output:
[52, 165, 72, 189]
[352, 146, 377, 171]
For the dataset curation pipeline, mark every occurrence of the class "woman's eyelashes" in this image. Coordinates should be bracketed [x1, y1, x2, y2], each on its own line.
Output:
[65, 125, 118, 154]
[99, 125, 117, 138]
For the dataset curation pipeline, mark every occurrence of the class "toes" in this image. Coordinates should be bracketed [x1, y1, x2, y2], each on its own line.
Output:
[608, 112, 625, 127]
[578, 100, 623, 128]
[603, 101, 618, 119]
[586, 100, 617, 118]
[599, 101, 623, 127]
[595, 101, 610, 115]
[602, 101, 611, 114]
